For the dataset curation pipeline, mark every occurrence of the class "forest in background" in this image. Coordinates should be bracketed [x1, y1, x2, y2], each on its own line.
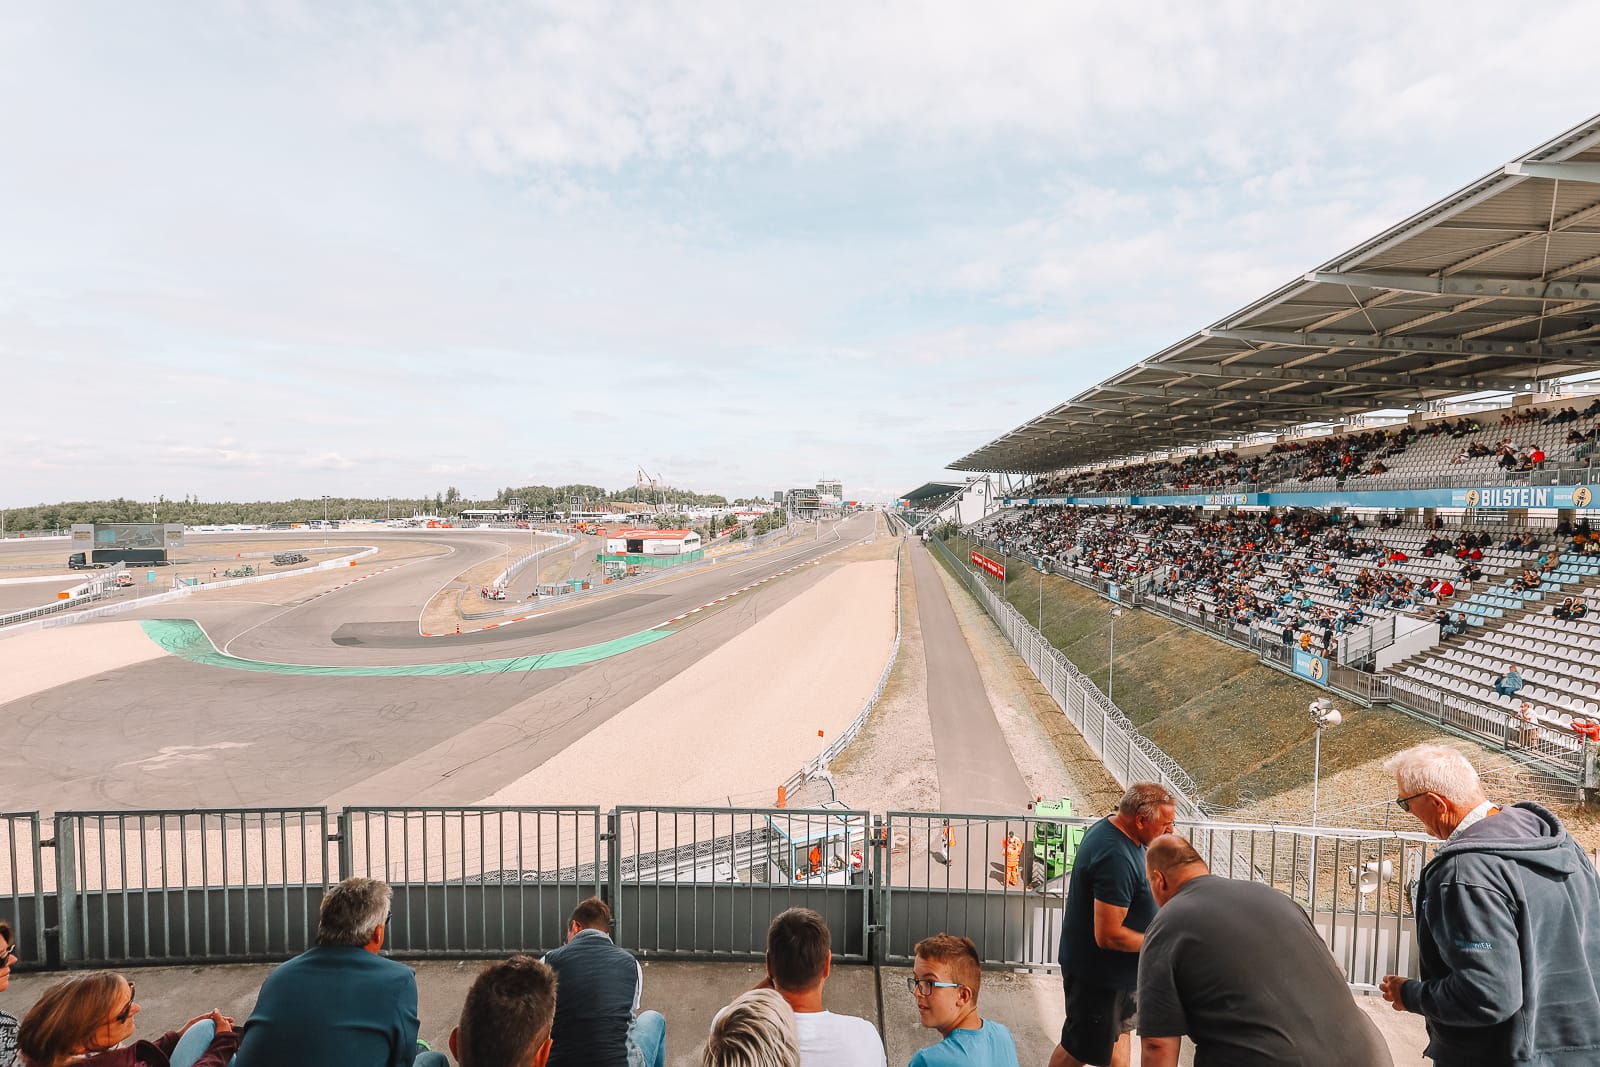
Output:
[0, 483, 774, 532]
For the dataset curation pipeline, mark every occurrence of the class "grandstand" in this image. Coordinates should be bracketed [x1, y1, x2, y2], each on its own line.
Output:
[944, 112, 1600, 792]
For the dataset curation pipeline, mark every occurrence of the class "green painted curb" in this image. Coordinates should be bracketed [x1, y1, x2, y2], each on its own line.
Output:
[138, 619, 672, 675]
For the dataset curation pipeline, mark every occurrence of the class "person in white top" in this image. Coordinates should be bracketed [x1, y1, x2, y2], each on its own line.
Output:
[712, 908, 885, 1067]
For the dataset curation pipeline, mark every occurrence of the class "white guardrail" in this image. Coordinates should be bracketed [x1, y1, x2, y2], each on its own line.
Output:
[0, 548, 381, 639]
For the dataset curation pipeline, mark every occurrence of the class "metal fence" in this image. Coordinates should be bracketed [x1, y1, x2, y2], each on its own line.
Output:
[880, 810, 1436, 988]
[611, 807, 871, 961]
[0, 803, 1532, 989]
[55, 808, 332, 967]
[927, 535, 1203, 817]
[340, 807, 602, 959]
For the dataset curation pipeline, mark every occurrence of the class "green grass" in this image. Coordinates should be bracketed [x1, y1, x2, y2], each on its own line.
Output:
[938, 537, 1439, 809]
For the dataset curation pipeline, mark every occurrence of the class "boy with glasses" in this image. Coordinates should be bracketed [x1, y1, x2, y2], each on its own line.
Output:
[906, 934, 1018, 1066]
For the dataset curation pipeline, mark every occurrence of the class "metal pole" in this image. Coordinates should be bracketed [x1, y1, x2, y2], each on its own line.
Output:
[323, 496, 329, 548]
[1039, 565, 1044, 632]
[1109, 611, 1116, 702]
[1312, 728, 1322, 828]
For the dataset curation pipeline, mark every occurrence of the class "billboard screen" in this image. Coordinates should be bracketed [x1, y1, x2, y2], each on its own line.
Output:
[81, 523, 185, 549]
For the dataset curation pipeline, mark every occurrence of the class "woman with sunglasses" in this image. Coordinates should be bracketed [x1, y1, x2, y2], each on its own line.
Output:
[1, 920, 18, 1067]
[17, 972, 238, 1067]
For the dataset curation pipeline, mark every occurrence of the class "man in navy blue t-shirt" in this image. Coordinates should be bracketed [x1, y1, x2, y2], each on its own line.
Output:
[1049, 783, 1176, 1067]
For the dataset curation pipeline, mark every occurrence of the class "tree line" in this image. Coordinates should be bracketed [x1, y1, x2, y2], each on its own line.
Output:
[1, 484, 773, 533]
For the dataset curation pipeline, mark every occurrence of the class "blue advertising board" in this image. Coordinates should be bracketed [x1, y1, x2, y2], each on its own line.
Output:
[1003, 483, 1596, 511]
[1292, 649, 1330, 687]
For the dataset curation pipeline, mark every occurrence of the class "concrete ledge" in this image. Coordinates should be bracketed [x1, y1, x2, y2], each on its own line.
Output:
[2, 959, 1428, 1066]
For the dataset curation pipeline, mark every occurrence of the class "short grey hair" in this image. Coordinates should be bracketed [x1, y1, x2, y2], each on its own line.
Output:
[703, 989, 800, 1067]
[1384, 744, 1485, 807]
[316, 877, 392, 947]
[1118, 782, 1176, 821]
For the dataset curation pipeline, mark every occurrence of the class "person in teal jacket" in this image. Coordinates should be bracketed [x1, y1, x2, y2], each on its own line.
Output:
[233, 877, 422, 1067]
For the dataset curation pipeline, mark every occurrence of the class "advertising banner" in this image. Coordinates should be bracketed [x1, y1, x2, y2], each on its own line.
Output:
[1293, 649, 1330, 687]
[971, 550, 1006, 580]
[1004, 483, 1597, 511]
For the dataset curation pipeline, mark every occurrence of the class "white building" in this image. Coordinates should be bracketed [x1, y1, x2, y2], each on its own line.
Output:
[603, 528, 703, 556]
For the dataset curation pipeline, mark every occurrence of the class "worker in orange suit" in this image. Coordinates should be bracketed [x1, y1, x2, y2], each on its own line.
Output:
[1003, 832, 1023, 888]
[809, 845, 822, 876]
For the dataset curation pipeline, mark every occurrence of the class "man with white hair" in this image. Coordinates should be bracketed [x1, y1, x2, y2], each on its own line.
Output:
[233, 876, 422, 1067]
[1379, 744, 1600, 1065]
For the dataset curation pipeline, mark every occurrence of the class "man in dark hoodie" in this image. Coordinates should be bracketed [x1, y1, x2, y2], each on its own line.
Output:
[1379, 744, 1600, 1065]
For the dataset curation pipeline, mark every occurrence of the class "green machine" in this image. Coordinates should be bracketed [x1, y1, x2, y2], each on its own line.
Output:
[1031, 797, 1084, 880]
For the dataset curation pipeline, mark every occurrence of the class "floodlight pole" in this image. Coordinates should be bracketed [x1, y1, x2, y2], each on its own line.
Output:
[1108, 606, 1123, 701]
[322, 495, 329, 548]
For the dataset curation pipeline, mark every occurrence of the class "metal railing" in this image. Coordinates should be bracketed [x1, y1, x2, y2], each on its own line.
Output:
[55, 808, 332, 967]
[15, 802, 1595, 986]
[610, 807, 870, 961]
[927, 536, 1203, 817]
[340, 807, 602, 958]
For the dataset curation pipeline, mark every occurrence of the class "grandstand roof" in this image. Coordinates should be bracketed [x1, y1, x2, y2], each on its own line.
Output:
[900, 481, 964, 504]
[952, 113, 1600, 474]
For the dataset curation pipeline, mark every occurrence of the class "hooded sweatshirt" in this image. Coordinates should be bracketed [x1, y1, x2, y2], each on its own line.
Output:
[1400, 802, 1600, 1066]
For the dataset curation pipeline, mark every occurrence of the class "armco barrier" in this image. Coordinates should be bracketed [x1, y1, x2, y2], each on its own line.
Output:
[927, 535, 1203, 817]
[11, 803, 1462, 987]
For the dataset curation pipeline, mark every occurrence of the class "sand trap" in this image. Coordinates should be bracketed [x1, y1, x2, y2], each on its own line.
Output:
[480, 559, 898, 808]
[0, 622, 167, 706]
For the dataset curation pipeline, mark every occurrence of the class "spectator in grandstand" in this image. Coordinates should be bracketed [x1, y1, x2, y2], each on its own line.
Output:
[908, 934, 1018, 1067]
[1573, 597, 1589, 620]
[1050, 783, 1174, 1067]
[1135, 835, 1390, 1067]
[724, 908, 884, 1067]
[1492, 666, 1524, 697]
[0, 922, 16, 1067]
[232, 877, 420, 1067]
[544, 897, 666, 1067]
[704, 990, 799, 1067]
[415, 955, 556, 1067]
[1380, 744, 1600, 1065]
[17, 972, 237, 1067]
[1555, 596, 1578, 620]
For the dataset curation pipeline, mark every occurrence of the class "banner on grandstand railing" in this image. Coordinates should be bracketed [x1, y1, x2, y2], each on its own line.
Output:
[1293, 650, 1330, 687]
[971, 550, 1006, 579]
[1003, 484, 1598, 511]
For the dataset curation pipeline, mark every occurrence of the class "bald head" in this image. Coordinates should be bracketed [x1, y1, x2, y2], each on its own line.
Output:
[1146, 834, 1208, 907]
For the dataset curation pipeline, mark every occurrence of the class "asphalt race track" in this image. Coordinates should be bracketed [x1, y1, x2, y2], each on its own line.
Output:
[1, 516, 881, 813]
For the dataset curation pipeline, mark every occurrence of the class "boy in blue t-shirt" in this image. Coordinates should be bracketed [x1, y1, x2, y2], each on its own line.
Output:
[907, 933, 1019, 1067]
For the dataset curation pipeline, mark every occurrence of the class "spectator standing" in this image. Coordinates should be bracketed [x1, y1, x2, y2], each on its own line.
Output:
[1136, 835, 1391, 1067]
[907, 934, 1018, 1067]
[544, 897, 666, 1067]
[1379, 744, 1600, 1065]
[1049, 783, 1176, 1067]
[704, 990, 799, 1067]
[720, 908, 883, 1067]
[232, 877, 420, 1067]
[416, 955, 556, 1067]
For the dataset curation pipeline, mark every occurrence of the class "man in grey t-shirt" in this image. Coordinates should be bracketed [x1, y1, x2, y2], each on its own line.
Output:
[1136, 835, 1391, 1067]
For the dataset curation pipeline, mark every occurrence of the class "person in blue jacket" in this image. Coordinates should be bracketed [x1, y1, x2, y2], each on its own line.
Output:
[233, 877, 423, 1067]
[1380, 744, 1600, 1066]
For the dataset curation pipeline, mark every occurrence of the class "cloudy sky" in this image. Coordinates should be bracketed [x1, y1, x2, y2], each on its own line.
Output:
[4, 3, 1597, 506]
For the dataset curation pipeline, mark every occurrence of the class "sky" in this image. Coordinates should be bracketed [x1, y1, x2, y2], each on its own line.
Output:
[4, 3, 1598, 507]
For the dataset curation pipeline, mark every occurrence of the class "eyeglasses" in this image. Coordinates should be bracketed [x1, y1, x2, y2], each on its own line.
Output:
[1395, 791, 1429, 813]
[0, 942, 14, 965]
[905, 977, 963, 997]
[115, 982, 136, 1024]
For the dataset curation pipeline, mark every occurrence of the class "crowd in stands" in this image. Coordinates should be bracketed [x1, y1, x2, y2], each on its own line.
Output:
[1027, 396, 1600, 499]
[978, 505, 1547, 656]
[0, 881, 1014, 1067]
